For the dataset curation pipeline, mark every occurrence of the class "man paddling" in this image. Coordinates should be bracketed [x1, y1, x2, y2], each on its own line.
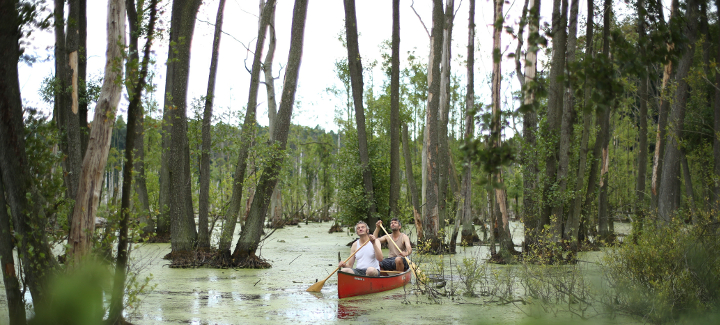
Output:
[339, 221, 383, 276]
[373, 218, 412, 271]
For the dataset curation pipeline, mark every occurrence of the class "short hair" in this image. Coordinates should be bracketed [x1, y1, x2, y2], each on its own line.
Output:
[355, 221, 368, 232]
[390, 217, 401, 227]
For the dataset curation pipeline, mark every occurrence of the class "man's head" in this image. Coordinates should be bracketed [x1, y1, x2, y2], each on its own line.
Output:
[355, 221, 369, 235]
[390, 218, 401, 231]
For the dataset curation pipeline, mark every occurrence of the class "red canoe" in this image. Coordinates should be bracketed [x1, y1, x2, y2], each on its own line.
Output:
[337, 269, 412, 298]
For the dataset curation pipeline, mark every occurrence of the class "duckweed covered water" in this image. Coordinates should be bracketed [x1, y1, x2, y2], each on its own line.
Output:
[0, 221, 638, 324]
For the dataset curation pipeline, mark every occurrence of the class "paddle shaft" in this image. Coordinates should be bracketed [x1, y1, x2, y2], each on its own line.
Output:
[318, 238, 370, 284]
[379, 224, 419, 280]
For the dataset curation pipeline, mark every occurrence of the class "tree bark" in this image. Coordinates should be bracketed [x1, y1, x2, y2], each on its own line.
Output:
[218, 0, 275, 254]
[388, 0, 401, 220]
[650, 0, 679, 209]
[69, 0, 126, 262]
[79, 0, 88, 154]
[232, 0, 308, 266]
[636, 0, 649, 217]
[521, 0, 540, 247]
[0, 173, 25, 325]
[540, 0, 567, 241]
[344, 0, 378, 229]
[423, 0, 444, 251]
[597, 0, 613, 241]
[437, 0, 454, 231]
[712, 0, 720, 211]
[0, 0, 57, 311]
[566, 0, 593, 244]
[459, 0, 476, 247]
[681, 151, 696, 223]
[198, 0, 226, 250]
[658, 0, 699, 223]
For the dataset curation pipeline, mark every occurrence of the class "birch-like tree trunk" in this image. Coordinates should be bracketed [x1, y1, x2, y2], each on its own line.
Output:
[437, 0, 454, 231]
[69, 0, 126, 262]
[460, 0, 476, 247]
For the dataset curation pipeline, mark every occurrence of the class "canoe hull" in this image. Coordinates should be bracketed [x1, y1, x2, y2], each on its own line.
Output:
[337, 270, 412, 298]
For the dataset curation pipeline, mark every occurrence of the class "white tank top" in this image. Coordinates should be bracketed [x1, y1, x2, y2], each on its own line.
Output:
[354, 239, 379, 270]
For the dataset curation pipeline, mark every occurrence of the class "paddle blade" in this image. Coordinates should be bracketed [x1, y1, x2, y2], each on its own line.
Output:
[306, 279, 326, 292]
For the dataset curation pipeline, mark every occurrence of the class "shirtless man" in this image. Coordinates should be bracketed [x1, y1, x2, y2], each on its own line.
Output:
[339, 221, 383, 276]
[373, 218, 412, 271]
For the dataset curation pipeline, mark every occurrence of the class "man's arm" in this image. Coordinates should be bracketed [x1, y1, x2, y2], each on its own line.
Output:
[403, 234, 412, 257]
[373, 220, 384, 241]
[372, 238, 383, 262]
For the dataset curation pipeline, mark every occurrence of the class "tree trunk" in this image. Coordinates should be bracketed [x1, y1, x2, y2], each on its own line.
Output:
[540, 0, 567, 241]
[344, 0, 378, 229]
[658, 0, 699, 223]
[107, 1, 157, 322]
[651, 0, 679, 210]
[262, 0, 284, 229]
[521, 0, 540, 247]
[681, 152, 696, 223]
[0, 176, 25, 325]
[635, 0, 649, 220]
[232, 0, 308, 267]
[597, 0, 613, 241]
[388, 0, 401, 220]
[198, 0, 226, 250]
[79, 0, 88, 154]
[126, 0, 155, 239]
[402, 123, 422, 239]
[69, 0, 126, 262]
[460, 0, 476, 247]
[712, 0, 720, 211]
[566, 0, 593, 244]
[554, 0, 578, 242]
[1, 0, 58, 311]
[218, 0, 275, 254]
[423, 0, 444, 251]
[437, 0, 454, 232]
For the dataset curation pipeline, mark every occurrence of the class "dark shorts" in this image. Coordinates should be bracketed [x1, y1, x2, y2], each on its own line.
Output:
[352, 268, 375, 276]
[380, 257, 409, 271]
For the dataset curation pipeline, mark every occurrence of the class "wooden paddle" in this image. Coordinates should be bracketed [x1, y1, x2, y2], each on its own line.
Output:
[306, 238, 370, 292]
[379, 224, 426, 283]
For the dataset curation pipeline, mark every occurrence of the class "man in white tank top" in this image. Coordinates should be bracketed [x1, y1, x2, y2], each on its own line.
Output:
[339, 221, 383, 276]
[373, 218, 412, 271]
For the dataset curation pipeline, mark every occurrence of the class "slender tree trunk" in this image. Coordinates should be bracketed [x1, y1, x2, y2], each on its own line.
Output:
[218, 0, 275, 254]
[198, 0, 226, 250]
[0, 177, 25, 324]
[522, 0, 540, 247]
[79, 0, 88, 153]
[460, 0, 476, 247]
[344, 0, 378, 229]
[566, 0, 593, 244]
[232, 0, 308, 266]
[126, 0, 155, 238]
[555, 0, 578, 242]
[712, 0, 720, 211]
[491, 0, 513, 255]
[681, 152, 696, 222]
[541, 0, 567, 241]
[262, 1, 284, 229]
[635, 0, 649, 221]
[69, 0, 126, 262]
[389, 0, 401, 220]
[658, 0, 699, 223]
[597, 0, 613, 241]
[651, 0, 679, 210]
[437, 0, 454, 232]
[424, 0, 444, 251]
[402, 123, 422, 239]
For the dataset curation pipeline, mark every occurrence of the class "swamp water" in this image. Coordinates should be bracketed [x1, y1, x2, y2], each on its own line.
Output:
[1, 222, 637, 324]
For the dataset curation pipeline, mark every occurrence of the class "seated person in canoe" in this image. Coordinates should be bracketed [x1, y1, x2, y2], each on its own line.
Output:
[373, 218, 411, 271]
[338, 221, 383, 276]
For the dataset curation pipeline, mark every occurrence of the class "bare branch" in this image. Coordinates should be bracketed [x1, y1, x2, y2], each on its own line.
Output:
[410, 0, 430, 39]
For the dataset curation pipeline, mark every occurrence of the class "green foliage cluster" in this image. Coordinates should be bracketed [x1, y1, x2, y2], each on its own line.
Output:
[603, 212, 720, 323]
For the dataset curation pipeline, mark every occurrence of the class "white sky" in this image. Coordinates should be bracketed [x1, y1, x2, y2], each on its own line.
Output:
[17, 0, 644, 134]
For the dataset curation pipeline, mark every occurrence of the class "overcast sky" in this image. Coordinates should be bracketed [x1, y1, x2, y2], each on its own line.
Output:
[17, 0, 641, 134]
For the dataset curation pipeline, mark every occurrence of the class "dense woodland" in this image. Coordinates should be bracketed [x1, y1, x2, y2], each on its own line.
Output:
[2, 0, 720, 323]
